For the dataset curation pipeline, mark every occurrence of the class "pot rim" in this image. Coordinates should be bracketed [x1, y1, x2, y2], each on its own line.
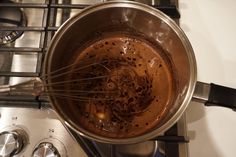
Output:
[45, 0, 197, 144]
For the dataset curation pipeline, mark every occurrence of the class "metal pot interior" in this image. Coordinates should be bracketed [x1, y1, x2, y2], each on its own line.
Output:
[45, 1, 196, 144]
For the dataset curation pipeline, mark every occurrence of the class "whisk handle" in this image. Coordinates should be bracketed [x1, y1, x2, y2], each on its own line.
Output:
[0, 85, 11, 93]
[0, 78, 44, 96]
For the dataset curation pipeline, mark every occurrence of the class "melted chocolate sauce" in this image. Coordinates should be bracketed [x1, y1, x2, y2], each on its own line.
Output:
[66, 33, 176, 138]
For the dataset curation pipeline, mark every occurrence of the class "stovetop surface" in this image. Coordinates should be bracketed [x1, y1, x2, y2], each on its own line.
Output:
[0, 0, 188, 157]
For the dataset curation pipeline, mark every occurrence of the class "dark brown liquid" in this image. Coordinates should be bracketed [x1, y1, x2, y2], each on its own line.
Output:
[67, 33, 175, 138]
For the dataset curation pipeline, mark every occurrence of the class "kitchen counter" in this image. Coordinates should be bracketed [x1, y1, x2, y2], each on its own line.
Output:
[179, 0, 236, 157]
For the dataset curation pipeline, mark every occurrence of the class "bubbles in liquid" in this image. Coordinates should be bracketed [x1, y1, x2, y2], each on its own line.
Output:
[67, 33, 175, 138]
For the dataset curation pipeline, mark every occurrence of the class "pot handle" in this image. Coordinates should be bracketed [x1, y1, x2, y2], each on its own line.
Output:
[192, 81, 236, 110]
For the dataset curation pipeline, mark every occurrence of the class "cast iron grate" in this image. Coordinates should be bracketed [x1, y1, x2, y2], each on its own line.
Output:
[0, 1, 184, 157]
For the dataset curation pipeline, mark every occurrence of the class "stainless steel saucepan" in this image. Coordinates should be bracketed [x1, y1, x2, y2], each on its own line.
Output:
[1, 1, 235, 144]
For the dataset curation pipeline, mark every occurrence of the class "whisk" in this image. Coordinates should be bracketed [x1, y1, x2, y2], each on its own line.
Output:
[0, 58, 119, 102]
[0, 54, 155, 125]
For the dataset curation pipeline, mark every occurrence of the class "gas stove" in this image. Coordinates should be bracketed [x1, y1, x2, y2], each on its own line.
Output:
[0, 0, 188, 157]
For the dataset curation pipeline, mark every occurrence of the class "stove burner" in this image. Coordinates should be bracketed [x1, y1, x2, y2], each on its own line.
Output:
[0, 0, 27, 45]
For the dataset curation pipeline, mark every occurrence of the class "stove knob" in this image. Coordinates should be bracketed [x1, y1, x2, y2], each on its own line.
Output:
[32, 142, 60, 157]
[0, 131, 26, 156]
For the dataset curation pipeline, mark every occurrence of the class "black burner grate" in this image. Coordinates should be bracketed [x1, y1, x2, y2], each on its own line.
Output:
[0, 1, 184, 157]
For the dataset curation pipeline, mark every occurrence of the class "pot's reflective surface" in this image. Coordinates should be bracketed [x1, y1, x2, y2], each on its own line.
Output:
[46, 1, 196, 144]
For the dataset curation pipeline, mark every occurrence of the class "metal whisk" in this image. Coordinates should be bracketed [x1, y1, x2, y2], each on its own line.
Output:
[0, 58, 120, 102]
